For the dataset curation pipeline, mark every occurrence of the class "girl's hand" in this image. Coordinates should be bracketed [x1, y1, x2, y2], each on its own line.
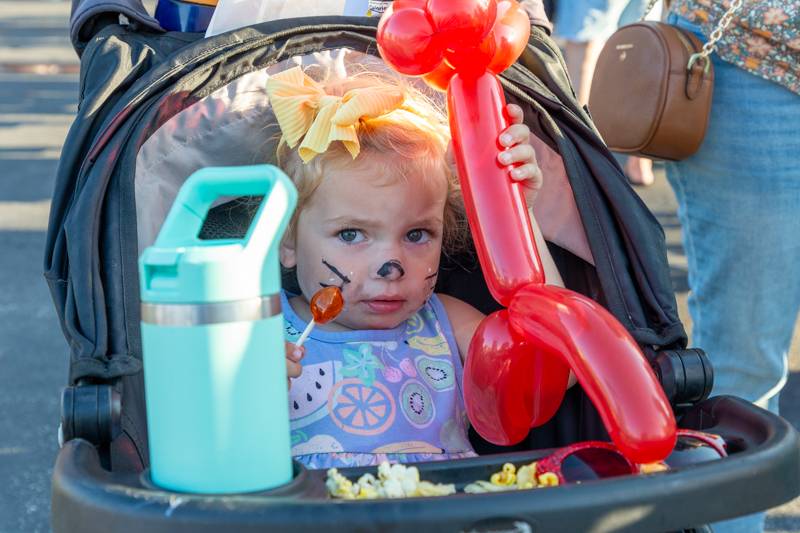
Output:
[286, 342, 304, 389]
[497, 103, 543, 206]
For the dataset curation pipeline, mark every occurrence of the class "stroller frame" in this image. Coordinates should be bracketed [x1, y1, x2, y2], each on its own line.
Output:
[46, 6, 800, 532]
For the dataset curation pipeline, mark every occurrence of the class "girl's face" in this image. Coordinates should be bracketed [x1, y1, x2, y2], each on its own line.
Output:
[280, 159, 448, 330]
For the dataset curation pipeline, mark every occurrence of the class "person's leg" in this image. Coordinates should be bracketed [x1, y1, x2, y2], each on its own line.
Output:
[561, 0, 656, 183]
[562, 39, 607, 104]
[554, 0, 627, 104]
[624, 155, 654, 186]
[667, 54, 800, 533]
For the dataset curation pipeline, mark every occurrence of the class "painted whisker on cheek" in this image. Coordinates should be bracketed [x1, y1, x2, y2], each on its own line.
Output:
[425, 271, 438, 293]
[321, 259, 351, 288]
[317, 276, 338, 289]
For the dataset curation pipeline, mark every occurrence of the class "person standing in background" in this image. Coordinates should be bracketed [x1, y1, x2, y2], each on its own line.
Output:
[665, 1, 799, 531]
[553, 0, 658, 185]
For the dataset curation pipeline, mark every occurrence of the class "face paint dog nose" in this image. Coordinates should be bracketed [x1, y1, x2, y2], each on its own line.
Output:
[377, 260, 405, 280]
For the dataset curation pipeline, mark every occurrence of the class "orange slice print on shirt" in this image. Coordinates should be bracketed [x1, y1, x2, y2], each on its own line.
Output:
[328, 378, 396, 436]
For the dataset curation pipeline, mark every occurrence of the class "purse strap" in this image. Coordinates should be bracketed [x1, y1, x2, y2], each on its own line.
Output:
[640, 0, 744, 71]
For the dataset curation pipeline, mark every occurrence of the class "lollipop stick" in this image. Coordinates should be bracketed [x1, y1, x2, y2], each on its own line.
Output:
[295, 319, 316, 348]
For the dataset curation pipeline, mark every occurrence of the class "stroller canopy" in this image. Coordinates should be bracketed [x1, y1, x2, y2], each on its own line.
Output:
[51, 5, 686, 376]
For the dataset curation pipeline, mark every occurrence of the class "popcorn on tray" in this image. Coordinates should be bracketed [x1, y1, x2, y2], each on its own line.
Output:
[464, 462, 560, 493]
[326, 461, 560, 500]
[326, 462, 455, 500]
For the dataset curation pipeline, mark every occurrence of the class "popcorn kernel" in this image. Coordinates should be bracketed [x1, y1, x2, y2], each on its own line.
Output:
[537, 472, 559, 486]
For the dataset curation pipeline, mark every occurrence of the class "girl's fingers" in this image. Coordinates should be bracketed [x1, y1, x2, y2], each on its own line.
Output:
[286, 359, 303, 379]
[498, 143, 537, 166]
[506, 103, 524, 125]
[498, 104, 541, 200]
[498, 123, 530, 147]
[286, 341, 304, 385]
[286, 342, 305, 362]
[510, 163, 543, 186]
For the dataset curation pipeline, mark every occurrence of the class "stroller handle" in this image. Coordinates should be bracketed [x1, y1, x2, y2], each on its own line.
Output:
[154, 165, 297, 257]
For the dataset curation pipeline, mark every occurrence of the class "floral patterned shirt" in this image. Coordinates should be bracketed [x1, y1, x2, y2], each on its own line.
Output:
[670, 0, 799, 94]
[282, 291, 477, 469]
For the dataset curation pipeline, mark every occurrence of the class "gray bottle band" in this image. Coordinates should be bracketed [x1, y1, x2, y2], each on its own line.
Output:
[141, 294, 282, 326]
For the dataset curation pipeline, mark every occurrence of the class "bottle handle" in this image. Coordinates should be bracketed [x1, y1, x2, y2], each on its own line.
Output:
[155, 165, 297, 254]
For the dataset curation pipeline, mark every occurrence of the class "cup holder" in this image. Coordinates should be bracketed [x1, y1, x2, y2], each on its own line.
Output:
[139, 460, 324, 498]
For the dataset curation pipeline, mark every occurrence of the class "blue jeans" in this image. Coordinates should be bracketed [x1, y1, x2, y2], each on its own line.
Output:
[554, 0, 649, 41]
[666, 14, 800, 533]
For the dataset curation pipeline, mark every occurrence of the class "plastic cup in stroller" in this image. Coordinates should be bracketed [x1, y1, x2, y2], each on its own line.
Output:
[536, 429, 728, 484]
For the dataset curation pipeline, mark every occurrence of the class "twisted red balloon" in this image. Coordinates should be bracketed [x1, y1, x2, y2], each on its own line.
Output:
[377, 0, 676, 463]
[378, 0, 529, 89]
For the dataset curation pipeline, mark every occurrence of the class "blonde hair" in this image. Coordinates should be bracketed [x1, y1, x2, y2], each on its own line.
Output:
[274, 71, 469, 255]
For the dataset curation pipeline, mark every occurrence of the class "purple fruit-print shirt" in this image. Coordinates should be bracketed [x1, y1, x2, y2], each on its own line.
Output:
[282, 291, 477, 469]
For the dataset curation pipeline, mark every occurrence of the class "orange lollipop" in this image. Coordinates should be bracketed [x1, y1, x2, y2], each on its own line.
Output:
[295, 286, 344, 347]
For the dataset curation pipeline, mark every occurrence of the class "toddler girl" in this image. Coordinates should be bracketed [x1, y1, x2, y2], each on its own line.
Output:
[267, 66, 563, 469]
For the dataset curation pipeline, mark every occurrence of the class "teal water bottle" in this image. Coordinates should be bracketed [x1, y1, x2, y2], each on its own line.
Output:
[139, 165, 297, 494]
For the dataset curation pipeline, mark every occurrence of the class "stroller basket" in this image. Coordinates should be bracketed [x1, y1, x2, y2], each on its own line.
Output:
[47, 6, 800, 532]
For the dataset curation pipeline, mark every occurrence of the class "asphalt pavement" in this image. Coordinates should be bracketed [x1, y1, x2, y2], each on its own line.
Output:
[0, 2, 798, 532]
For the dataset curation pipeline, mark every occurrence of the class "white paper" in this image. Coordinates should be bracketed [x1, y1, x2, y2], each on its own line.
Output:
[206, 0, 393, 37]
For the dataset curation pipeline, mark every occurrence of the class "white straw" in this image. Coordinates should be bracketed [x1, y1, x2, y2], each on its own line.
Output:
[295, 319, 316, 347]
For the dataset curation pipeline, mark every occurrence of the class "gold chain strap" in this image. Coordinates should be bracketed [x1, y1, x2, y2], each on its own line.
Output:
[687, 0, 744, 72]
[640, 0, 661, 20]
[638, 0, 745, 72]
[699, 0, 744, 58]
[640, 0, 743, 46]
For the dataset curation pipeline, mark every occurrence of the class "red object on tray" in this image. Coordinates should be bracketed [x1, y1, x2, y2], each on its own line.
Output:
[377, 0, 676, 463]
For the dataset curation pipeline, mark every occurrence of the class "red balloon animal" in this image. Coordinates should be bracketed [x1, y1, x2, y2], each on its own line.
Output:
[377, 0, 676, 463]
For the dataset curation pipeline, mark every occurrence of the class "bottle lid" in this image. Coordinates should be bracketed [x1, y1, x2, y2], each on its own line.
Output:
[139, 165, 297, 305]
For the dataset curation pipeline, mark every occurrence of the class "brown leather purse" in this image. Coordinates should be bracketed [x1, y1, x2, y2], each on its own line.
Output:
[587, 0, 742, 161]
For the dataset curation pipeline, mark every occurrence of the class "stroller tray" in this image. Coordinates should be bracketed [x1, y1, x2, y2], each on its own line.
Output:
[51, 396, 800, 532]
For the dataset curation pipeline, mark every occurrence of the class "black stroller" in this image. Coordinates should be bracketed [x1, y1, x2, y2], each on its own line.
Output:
[47, 1, 800, 531]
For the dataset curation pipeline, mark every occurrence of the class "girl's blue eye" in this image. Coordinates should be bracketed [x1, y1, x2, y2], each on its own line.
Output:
[406, 229, 430, 243]
[338, 229, 363, 243]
